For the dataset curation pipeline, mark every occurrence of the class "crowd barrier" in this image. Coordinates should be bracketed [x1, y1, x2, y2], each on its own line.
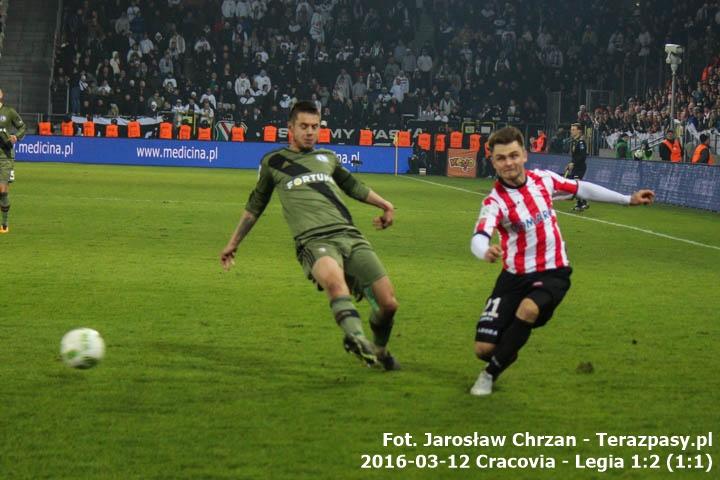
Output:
[15, 135, 411, 174]
[528, 154, 720, 212]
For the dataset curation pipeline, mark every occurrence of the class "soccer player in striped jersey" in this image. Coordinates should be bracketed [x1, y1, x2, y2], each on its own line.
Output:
[469, 127, 654, 396]
[220, 101, 399, 370]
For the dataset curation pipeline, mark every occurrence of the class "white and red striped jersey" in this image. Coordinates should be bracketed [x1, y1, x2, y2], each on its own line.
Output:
[474, 169, 579, 274]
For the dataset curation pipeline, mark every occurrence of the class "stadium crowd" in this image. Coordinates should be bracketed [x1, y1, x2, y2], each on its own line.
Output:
[0, 0, 7, 56]
[586, 58, 720, 139]
[52, 0, 720, 135]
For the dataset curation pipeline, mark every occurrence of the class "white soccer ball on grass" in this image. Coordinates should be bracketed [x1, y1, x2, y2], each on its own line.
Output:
[60, 328, 105, 369]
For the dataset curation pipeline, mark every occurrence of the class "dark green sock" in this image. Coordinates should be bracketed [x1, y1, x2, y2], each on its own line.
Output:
[330, 296, 366, 339]
[0, 192, 9, 226]
[370, 310, 395, 348]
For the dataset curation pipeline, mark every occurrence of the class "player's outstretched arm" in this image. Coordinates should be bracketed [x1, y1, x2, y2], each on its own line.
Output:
[365, 190, 395, 230]
[577, 182, 655, 206]
[220, 210, 258, 270]
[629, 189, 655, 206]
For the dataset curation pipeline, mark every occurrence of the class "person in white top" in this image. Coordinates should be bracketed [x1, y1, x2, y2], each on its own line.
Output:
[139, 33, 155, 55]
[194, 36, 212, 55]
[221, 0, 237, 19]
[200, 88, 217, 109]
[169, 31, 186, 55]
[253, 69, 271, 92]
[115, 12, 130, 35]
[309, 11, 324, 43]
[234, 72, 252, 97]
[235, 0, 250, 18]
[389, 78, 405, 103]
[469, 126, 655, 396]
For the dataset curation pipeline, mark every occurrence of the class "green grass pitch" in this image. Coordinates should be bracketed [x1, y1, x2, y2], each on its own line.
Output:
[1, 162, 718, 479]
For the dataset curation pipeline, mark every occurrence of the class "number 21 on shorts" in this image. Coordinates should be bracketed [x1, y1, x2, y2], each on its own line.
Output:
[480, 297, 501, 322]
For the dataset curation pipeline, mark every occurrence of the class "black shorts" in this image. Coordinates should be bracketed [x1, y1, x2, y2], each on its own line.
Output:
[569, 164, 586, 179]
[475, 267, 572, 343]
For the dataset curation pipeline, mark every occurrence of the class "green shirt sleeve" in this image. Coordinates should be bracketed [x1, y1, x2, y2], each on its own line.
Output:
[12, 110, 26, 140]
[332, 162, 370, 202]
[244, 158, 275, 217]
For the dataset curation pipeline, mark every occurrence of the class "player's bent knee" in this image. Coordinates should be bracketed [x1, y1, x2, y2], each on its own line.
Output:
[325, 279, 350, 297]
[379, 297, 399, 316]
[312, 258, 349, 295]
[474, 342, 495, 360]
[516, 298, 540, 323]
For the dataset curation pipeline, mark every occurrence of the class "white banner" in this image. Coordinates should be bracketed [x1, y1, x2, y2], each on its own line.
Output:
[70, 115, 162, 126]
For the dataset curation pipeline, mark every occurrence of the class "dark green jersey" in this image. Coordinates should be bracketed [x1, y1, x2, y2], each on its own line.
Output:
[0, 104, 26, 160]
[245, 147, 371, 243]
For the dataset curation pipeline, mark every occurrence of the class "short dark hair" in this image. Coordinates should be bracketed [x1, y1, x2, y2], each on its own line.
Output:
[289, 100, 320, 122]
[488, 126, 525, 152]
[571, 123, 583, 131]
[700, 133, 709, 142]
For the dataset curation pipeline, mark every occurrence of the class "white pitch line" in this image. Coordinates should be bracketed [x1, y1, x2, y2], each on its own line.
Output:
[401, 175, 720, 252]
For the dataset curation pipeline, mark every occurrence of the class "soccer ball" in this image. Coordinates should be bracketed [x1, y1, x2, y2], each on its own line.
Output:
[60, 328, 105, 369]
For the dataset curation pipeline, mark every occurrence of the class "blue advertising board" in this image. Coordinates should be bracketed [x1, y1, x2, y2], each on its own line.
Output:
[15, 136, 410, 174]
[528, 154, 720, 212]
[14, 137, 718, 210]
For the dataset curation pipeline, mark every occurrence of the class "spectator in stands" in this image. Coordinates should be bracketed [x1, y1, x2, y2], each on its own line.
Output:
[633, 140, 654, 161]
[200, 100, 214, 124]
[416, 48, 433, 90]
[147, 100, 160, 117]
[159, 51, 174, 77]
[351, 75, 367, 101]
[549, 128, 568, 154]
[401, 48, 416, 74]
[366, 65, 382, 101]
[615, 133, 631, 159]
[335, 68, 352, 101]
[172, 98, 185, 114]
[52, 0, 720, 141]
[234, 72, 252, 98]
[253, 69, 271, 92]
[390, 78, 405, 103]
[115, 11, 131, 35]
[200, 88, 217, 109]
[439, 91, 456, 116]
[139, 32, 154, 55]
[163, 72, 177, 90]
[221, 0, 236, 19]
[235, 0, 250, 19]
[185, 96, 200, 114]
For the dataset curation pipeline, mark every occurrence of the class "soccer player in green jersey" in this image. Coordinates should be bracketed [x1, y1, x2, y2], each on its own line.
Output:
[0, 88, 27, 233]
[220, 101, 400, 370]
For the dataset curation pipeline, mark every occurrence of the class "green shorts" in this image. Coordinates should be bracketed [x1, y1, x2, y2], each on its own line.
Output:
[0, 161, 14, 184]
[296, 229, 387, 300]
